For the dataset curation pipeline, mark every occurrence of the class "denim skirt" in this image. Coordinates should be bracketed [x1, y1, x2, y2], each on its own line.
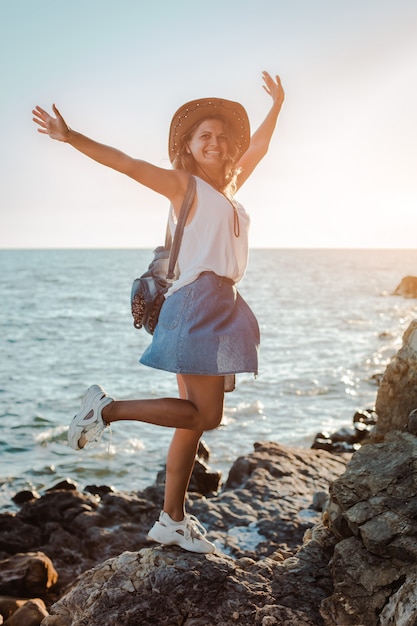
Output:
[139, 272, 260, 376]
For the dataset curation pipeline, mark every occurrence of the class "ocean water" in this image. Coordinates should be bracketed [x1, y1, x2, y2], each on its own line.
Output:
[1, 248, 417, 511]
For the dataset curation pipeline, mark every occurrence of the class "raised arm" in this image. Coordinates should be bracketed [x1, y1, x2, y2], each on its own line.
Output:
[32, 104, 182, 200]
[236, 72, 284, 189]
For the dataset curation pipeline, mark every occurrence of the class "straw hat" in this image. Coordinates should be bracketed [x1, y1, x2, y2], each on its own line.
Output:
[168, 98, 250, 164]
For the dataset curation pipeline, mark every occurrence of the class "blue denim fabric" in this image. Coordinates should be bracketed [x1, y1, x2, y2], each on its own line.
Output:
[139, 272, 259, 375]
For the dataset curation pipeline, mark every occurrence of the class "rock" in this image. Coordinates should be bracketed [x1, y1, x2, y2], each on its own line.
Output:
[188, 457, 222, 495]
[43, 524, 337, 626]
[254, 605, 318, 625]
[375, 320, 417, 436]
[320, 537, 414, 626]
[367, 370, 384, 385]
[42, 548, 275, 626]
[311, 412, 375, 454]
[269, 523, 337, 624]
[327, 430, 417, 549]
[0, 441, 346, 603]
[209, 441, 347, 557]
[45, 480, 77, 493]
[5, 416, 416, 626]
[3, 599, 48, 626]
[352, 408, 378, 425]
[197, 439, 210, 462]
[405, 408, 417, 436]
[0, 514, 43, 554]
[379, 573, 417, 625]
[84, 485, 114, 498]
[0, 596, 45, 621]
[5, 413, 416, 626]
[393, 275, 417, 298]
[311, 433, 359, 454]
[0, 485, 163, 596]
[156, 457, 221, 496]
[322, 430, 417, 625]
[33, 321, 417, 623]
[311, 436, 334, 452]
[156, 440, 222, 496]
[311, 491, 329, 512]
[0, 553, 57, 597]
[11, 491, 40, 506]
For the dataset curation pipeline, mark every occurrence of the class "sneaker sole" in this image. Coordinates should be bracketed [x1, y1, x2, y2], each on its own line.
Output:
[147, 524, 215, 554]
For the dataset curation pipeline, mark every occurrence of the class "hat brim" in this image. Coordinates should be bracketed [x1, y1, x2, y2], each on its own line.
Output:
[169, 98, 250, 164]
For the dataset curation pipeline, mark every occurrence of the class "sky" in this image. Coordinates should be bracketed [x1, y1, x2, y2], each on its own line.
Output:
[0, 0, 416, 249]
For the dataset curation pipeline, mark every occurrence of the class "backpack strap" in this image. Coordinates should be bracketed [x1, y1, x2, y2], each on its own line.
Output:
[166, 175, 196, 280]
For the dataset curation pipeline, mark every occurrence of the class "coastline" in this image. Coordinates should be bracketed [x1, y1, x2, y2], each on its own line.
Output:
[2, 248, 417, 507]
[0, 438, 349, 625]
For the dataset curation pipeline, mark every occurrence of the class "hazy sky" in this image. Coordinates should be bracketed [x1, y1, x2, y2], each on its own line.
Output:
[1, 0, 416, 248]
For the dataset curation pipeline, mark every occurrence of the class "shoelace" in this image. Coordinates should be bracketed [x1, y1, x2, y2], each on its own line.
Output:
[183, 515, 208, 541]
[84, 422, 112, 450]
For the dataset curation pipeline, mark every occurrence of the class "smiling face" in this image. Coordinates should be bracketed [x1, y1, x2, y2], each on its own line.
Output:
[172, 115, 240, 193]
[187, 118, 230, 172]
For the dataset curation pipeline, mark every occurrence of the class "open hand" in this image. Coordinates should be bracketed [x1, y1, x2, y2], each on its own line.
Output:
[262, 72, 285, 107]
[32, 104, 70, 142]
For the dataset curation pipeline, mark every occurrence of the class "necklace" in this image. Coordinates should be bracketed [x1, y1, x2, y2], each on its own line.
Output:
[194, 164, 240, 237]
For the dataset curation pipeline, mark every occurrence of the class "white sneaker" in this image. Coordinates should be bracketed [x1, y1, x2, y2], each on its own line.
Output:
[68, 385, 114, 450]
[148, 511, 215, 554]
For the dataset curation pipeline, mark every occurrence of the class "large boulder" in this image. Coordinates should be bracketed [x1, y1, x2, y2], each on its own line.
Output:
[0, 553, 57, 598]
[42, 523, 337, 626]
[3, 599, 48, 626]
[0, 597, 47, 623]
[375, 320, 417, 436]
[41, 548, 277, 626]
[393, 276, 417, 298]
[321, 430, 417, 625]
[37, 442, 347, 626]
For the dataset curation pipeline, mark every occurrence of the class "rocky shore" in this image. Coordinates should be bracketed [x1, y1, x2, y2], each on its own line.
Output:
[1, 319, 417, 625]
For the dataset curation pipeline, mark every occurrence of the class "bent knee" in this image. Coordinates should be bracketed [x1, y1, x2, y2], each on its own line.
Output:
[202, 411, 223, 431]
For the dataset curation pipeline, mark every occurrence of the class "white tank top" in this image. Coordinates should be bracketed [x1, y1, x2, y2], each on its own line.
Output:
[166, 176, 250, 297]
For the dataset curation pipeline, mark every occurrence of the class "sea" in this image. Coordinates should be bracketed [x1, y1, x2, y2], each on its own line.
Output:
[1, 248, 417, 511]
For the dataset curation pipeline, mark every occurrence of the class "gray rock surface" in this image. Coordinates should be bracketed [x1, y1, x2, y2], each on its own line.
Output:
[0, 442, 346, 625]
[0, 442, 346, 600]
[321, 409, 417, 623]
[42, 523, 337, 626]
[375, 319, 417, 435]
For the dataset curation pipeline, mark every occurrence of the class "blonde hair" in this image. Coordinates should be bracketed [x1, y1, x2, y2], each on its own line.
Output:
[171, 115, 240, 197]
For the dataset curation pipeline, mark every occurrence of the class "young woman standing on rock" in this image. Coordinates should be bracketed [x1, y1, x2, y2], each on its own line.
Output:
[32, 71, 284, 554]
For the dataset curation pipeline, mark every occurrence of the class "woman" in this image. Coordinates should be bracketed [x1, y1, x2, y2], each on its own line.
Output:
[32, 71, 284, 554]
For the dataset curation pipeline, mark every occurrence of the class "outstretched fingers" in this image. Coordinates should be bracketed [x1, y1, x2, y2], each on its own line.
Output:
[261, 71, 273, 94]
[261, 71, 284, 104]
[31, 103, 69, 141]
[52, 103, 63, 119]
[32, 106, 49, 131]
[33, 105, 47, 116]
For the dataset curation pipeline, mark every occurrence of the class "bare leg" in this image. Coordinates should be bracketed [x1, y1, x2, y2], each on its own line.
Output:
[163, 428, 202, 521]
[103, 374, 224, 521]
[162, 374, 224, 521]
[102, 375, 224, 433]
